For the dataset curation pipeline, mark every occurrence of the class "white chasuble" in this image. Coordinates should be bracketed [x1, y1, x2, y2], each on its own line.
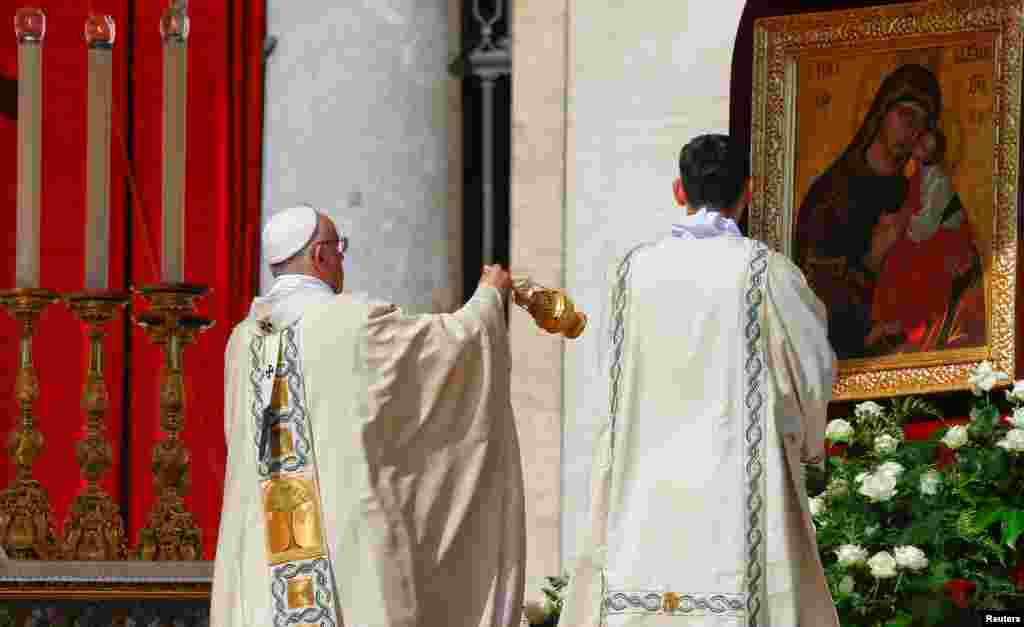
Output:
[212, 285, 525, 627]
[561, 233, 838, 627]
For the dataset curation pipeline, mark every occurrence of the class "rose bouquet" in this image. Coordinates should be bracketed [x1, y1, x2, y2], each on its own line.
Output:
[814, 362, 1024, 624]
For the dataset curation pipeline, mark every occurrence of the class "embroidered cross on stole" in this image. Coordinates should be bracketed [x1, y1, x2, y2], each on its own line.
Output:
[250, 321, 342, 627]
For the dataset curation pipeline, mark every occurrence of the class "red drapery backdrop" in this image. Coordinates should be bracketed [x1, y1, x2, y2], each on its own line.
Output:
[0, 0, 264, 560]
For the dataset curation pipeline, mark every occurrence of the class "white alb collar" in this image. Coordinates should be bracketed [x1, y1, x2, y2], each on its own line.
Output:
[671, 207, 742, 240]
[248, 273, 336, 329]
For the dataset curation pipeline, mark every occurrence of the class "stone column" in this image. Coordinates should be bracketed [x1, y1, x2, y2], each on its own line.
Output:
[262, 1, 456, 313]
[510, 0, 570, 596]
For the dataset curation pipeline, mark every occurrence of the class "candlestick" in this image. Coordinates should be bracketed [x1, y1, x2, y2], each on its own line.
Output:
[62, 290, 129, 560]
[160, 4, 189, 283]
[134, 283, 211, 560]
[0, 288, 58, 559]
[84, 15, 116, 291]
[14, 9, 45, 289]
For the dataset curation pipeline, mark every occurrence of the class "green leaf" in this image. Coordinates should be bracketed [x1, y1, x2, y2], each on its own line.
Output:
[885, 613, 914, 627]
[970, 406, 999, 439]
[910, 593, 956, 627]
[984, 449, 1011, 482]
[976, 505, 1008, 530]
[1002, 509, 1024, 548]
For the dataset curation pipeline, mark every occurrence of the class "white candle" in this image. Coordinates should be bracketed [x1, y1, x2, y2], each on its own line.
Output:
[14, 9, 45, 289]
[160, 4, 188, 283]
[84, 16, 116, 291]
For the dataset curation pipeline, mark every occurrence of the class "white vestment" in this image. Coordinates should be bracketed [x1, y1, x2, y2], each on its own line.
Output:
[212, 277, 525, 627]
[561, 212, 839, 627]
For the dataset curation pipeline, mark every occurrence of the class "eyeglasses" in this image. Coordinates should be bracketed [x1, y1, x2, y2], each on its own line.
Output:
[312, 236, 349, 257]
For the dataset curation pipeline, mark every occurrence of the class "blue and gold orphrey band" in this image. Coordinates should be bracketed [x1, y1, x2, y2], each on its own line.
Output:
[250, 324, 341, 627]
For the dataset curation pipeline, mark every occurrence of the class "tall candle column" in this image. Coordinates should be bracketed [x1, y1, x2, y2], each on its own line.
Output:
[135, 4, 208, 560]
[15, 8, 44, 289]
[62, 16, 129, 562]
[0, 8, 58, 561]
[84, 15, 114, 290]
[161, 3, 188, 283]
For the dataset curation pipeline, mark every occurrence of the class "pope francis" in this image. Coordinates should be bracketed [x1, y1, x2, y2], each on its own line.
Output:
[211, 206, 525, 627]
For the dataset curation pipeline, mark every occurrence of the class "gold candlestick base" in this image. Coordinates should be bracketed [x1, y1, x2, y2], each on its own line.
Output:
[61, 291, 130, 560]
[511, 277, 587, 339]
[133, 283, 213, 560]
[0, 288, 58, 559]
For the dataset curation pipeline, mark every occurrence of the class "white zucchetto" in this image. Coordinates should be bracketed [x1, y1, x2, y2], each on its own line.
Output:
[262, 205, 318, 265]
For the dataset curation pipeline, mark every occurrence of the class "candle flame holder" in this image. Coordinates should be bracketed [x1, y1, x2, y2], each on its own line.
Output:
[61, 290, 129, 560]
[84, 14, 115, 48]
[511, 277, 587, 339]
[14, 8, 46, 44]
[0, 288, 58, 559]
[133, 283, 212, 560]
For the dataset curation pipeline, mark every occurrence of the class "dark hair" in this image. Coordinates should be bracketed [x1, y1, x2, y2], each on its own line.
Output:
[678, 134, 750, 211]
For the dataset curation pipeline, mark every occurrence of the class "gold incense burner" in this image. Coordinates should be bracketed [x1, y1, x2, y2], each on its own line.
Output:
[511, 277, 587, 339]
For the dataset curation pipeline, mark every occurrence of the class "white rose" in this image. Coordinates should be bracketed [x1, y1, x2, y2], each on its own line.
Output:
[838, 575, 856, 595]
[874, 434, 900, 455]
[825, 419, 855, 443]
[969, 360, 1009, 395]
[835, 544, 869, 567]
[997, 428, 1024, 453]
[919, 470, 942, 496]
[855, 401, 886, 419]
[877, 461, 905, 480]
[808, 496, 825, 518]
[858, 472, 898, 502]
[1010, 407, 1024, 428]
[826, 478, 848, 498]
[894, 545, 929, 571]
[941, 425, 969, 450]
[854, 472, 870, 484]
[523, 600, 548, 625]
[867, 551, 899, 579]
[1007, 381, 1024, 404]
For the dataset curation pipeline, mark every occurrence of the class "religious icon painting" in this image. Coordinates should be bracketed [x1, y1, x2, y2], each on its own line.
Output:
[748, 0, 1022, 400]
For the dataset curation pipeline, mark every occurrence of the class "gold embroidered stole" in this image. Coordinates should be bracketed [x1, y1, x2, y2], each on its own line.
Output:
[251, 322, 342, 627]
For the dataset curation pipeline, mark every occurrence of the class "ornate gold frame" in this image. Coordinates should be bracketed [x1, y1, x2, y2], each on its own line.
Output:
[749, 0, 1022, 400]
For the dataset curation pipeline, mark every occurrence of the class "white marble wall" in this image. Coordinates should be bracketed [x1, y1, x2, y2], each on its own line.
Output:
[261, 1, 459, 313]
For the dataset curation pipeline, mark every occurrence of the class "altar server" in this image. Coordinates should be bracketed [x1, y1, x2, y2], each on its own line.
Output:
[561, 134, 839, 627]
